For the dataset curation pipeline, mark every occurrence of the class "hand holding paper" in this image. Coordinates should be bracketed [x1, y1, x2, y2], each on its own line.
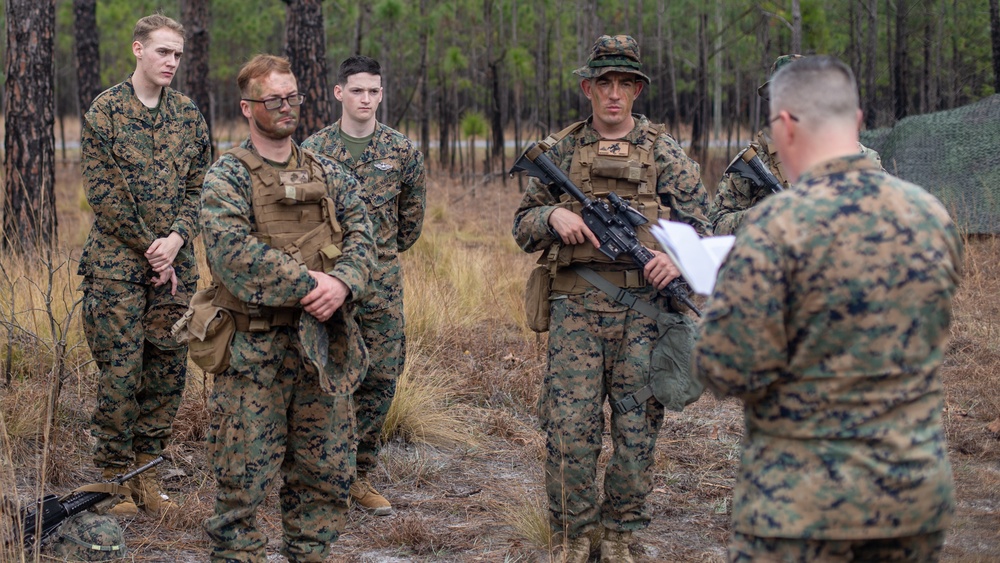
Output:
[650, 220, 735, 296]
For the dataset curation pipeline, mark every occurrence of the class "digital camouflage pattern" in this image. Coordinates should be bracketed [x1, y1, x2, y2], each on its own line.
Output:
[729, 530, 945, 562]
[48, 511, 126, 561]
[572, 34, 651, 84]
[200, 139, 374, 562]
[302, 121, 425, 474]
[694, 155, 961, 541]
[512, 116, 710, 540]
[79, 76, 210, 469]
[710, 132, 883, 235]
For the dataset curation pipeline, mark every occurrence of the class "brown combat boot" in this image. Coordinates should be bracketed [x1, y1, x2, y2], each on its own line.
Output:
[349, 473, 392, 516]
[600, 529, 635, 563]
[132, 454, 178, 515]
[100, 468, 138, 517]
[558, 534, 592, 563]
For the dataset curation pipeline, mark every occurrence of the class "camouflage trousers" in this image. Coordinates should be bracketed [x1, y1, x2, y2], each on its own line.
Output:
[729, 531, 946, 563]
[354, 304, 405, 474]
[82, 277, 190, 469]
[204, 328, 354, 563]
[540, 288, 665, 540]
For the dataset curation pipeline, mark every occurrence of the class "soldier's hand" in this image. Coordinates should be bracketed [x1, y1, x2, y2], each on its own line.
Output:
[151, 266, 178, 295]
[301, 271, 350, 322]
[548, 208, 601, 248]
[643, 249, 680, 290]
[146, 232, 185, 272]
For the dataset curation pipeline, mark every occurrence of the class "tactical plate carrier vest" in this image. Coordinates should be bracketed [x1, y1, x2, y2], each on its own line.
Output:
[213, 146, 345, 331]
[541, 120, 665, 294]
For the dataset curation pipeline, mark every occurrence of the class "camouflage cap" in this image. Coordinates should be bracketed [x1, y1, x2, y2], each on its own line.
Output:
[48, 511, 126, 561]
[757, 54, 805, 99]
[573, 34, 651, 84]
[297, 313, 329, 376]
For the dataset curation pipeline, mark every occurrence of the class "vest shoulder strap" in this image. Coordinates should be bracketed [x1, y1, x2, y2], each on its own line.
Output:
[540, 120, 588, 151]
[226, 146, 279, 186]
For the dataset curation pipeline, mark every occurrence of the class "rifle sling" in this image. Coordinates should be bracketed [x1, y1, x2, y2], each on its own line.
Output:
[570, 266, 660, 415]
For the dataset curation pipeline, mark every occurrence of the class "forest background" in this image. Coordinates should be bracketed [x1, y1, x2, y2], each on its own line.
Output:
[1, 1, 999, 562]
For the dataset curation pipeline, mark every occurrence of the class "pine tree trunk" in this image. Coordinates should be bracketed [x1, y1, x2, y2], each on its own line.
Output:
[4, 0, 57, 253]
[990, 0, 1000, 92]
[284, 0, 333, 139]
[182, 0, 213, 156]
[73, 0, 100, 121]
[865, 0, 878, 129]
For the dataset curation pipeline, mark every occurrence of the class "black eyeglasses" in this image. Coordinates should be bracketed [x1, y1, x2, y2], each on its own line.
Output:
[768, 112, 799, 126]
[242, 93, 306, 110]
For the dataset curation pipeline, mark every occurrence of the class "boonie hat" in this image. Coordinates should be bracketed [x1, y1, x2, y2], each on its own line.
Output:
[573, 34, 651, 84]
[757, 54, 805, 99]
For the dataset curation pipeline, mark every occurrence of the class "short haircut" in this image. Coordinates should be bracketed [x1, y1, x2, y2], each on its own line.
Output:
[769, 55, 859, 128]
[337, 56, 381, 86]
[133, 14, 185, 44]
[237, 54, 294, 98]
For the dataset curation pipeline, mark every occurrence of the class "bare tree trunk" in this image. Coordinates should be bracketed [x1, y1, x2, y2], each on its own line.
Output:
[791, 0, 802, 53]
[691, 13, 709, 162]
[894, 0, 909, 119]
[73, 0, 100, 122]
[284, 0, 333, 139]
[865, 0, 878, 129]
[4, 0, 57, 253]
[182, 0, 213, 156]
[712, 0, 722, 141]
[484, 0, 504, 176]
[419, 0, 430, 172]
[991, 0, 1000, 92]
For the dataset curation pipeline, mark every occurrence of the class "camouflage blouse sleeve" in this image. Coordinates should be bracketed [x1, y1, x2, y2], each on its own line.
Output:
[168, 100, 212, 244]
[654, 134, 711, 237]
[321, 162, 376, 302]
[693, 199, 793, 401]
[511, 142, 570, 253]
[396, 145, 426, 252]
[200, 154, 316, 307]
[81, 102, 156, 253]
[710, 172, 759, 236]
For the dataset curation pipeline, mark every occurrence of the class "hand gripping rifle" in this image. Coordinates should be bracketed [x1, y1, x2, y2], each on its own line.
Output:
[16, 456, 164, 549]
[510, 143, 701, 317]
[724, 146, 783, 194]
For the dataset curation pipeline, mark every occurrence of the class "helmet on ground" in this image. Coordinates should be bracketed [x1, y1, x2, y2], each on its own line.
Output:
[47, 511, 126, 561]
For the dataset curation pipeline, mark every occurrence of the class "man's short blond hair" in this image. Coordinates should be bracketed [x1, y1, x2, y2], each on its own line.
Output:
[769, 56, 859, 128]
[133, 14, 185, 44]
[237, 55, 294, 98]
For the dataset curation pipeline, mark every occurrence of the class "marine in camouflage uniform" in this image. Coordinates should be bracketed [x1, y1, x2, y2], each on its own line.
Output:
[693, 56, 959, 563]
[512, 35, 709, 562]
[201, 55, 374, 563]
[302, 55, 425, 515]
[78, 15, 210, 512]
[710, 54, 882, 236]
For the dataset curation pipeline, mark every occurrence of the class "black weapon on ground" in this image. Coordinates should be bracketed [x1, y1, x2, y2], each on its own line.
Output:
[16, 456, 164, 549]
[510, 143, 702, 317]
[725, 146, 783, 194]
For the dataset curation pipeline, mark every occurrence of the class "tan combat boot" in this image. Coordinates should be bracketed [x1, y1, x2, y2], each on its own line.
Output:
[349, 472, 392, 516]
[100, 468, 138, 517]
[600, 529, 635, 563]
[558, 534, 592, 563]
[132, 454, 178, 515]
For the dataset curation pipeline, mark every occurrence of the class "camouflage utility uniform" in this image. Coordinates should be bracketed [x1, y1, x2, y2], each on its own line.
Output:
[694, 155, 961, 561]
[200, 140, 374, 562]
[79, 76, 211, 470]
[710, 133, 882, 235]
[512, 115, 710, 540]
[302, 121, 425, 476]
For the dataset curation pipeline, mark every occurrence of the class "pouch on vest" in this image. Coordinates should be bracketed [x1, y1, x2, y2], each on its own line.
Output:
[648, 311, 701, 412]
[524, 265, 552, 333]
[171, 286, 236, 374]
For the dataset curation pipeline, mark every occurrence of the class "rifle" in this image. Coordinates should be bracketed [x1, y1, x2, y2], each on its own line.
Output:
[16, 456, 164, 549]
[510, 143, 701, 317]
[725, 146, 783, 194]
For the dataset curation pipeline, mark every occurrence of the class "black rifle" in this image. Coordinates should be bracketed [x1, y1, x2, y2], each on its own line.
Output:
[725, 146, 783, 194]
[17, 456, 164, 549]
[510, 143, 701, 317]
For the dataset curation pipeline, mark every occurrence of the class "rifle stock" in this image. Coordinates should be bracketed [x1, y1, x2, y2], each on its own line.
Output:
[511, 144, 702, 316]
[725, 146, 783, 194]
[17, 456, 164, 549]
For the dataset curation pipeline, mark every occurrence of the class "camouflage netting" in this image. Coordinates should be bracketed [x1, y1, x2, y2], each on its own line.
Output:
[861, 94, 1000, 235]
